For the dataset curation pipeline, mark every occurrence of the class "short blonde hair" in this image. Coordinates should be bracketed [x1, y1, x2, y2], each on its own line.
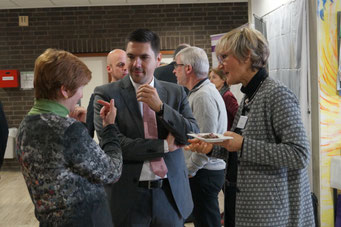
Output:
[34, 48, 91, 100]
[215, 27, 269, 70]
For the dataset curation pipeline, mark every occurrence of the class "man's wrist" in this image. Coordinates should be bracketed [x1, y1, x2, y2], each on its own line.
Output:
[156, 103, 164, 116]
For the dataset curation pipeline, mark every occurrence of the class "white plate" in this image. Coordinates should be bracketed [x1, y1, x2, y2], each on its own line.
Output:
[187, 133, 233, 143]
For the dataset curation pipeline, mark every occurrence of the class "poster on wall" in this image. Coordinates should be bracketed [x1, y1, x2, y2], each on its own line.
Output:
[20, 71, 34, 90]
[210, 33, 225, 68]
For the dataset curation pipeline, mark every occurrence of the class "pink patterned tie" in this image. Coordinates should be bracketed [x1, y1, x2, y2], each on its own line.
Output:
[143, 103, 168, 178]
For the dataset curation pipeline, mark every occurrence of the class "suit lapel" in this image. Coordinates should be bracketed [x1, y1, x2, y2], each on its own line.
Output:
[154, 79, 167, 104]
[119, 76, 144, 136]
[154, 79, 168, 139]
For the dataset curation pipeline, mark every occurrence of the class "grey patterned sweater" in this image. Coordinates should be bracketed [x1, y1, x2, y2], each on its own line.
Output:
[211, 75, 315, 226]
[16, 113, 122, 226]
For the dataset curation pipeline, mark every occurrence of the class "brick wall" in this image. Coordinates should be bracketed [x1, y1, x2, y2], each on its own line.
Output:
[0, 3, 248, 128]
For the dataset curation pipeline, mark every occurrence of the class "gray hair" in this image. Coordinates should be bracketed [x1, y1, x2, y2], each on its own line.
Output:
[176, 46, 209, 78]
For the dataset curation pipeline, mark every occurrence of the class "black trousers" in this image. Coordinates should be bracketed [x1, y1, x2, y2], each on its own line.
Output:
[224, 151, 238, 227]
[118, 179, 183, 227]
[189, 168, 225, 227]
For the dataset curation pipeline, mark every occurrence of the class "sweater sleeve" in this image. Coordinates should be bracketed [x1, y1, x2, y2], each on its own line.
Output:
[63, 122, 122, 184]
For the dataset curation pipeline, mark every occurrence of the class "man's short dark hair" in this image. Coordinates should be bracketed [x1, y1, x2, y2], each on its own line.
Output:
[173, 44, 190, 59]
[127, 28, 160, 56]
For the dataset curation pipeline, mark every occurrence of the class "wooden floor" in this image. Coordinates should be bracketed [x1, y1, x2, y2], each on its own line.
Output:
[0, 170, 38, 227]
[0, 170, 223, 227]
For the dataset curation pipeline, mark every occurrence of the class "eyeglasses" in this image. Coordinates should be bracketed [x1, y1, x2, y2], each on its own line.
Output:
[217, 54, 228, 64]
[174, 63, 185, 69]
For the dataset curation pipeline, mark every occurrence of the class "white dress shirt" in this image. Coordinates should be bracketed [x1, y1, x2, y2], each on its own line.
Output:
[129, 76, 168, 181]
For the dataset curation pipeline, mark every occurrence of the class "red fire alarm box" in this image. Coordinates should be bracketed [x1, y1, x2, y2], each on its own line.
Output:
[0, 70, 20, 88]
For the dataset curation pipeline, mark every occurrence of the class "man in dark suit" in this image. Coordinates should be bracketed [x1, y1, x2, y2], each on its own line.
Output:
[0, 101, 9, 169]
[93, 29, 199, 227]
[154, 43, 190, 84]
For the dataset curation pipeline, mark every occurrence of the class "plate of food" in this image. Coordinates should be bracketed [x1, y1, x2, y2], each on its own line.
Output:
[187, 133, 233, 143]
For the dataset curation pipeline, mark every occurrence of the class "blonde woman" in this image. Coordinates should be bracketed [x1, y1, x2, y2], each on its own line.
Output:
[186, 27, 314, 227]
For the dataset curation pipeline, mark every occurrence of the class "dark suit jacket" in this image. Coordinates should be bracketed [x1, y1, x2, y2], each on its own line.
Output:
[154, 62, 177, 83]
[0, 101, 9, 168]
[93, 76, 199, 226]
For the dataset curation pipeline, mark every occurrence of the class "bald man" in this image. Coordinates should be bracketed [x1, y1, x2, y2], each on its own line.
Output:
[107, 49, 128, 82]
[86, 49, 128, 138]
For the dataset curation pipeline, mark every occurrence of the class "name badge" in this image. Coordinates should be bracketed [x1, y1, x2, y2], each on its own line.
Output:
[236, 115, 248, 129]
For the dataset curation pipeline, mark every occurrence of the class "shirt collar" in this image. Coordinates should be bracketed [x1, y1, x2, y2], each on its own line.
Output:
[191, 78, 208, 91]
[129, 75, 155, 92]
[28, 99, 69, 117]
[219, 84, 230, 96]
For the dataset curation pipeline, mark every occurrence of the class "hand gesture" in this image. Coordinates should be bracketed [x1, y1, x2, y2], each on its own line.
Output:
[98, 99, 116, 127]
[136, 84, 163, 112]
[166, 133, 183, 152]
[69, 106, 86, 123]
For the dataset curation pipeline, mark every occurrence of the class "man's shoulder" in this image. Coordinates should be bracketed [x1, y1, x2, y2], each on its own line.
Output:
[194, 82, 224, 102]
[94, 80, 121, 92]
[193, 80, 216, 94]
[155, 63, 174, 74]
[156, 79, 182, 91]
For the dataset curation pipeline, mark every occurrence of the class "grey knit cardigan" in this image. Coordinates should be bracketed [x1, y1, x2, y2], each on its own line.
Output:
[211, 76, 315, 227]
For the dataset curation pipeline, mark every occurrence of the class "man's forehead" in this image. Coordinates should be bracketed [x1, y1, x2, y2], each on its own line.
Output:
[114, 54, 126, 60]
[111, 53, 126, 61]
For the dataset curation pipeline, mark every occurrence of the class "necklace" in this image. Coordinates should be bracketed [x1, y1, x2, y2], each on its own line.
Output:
[244, 79, 265, 104]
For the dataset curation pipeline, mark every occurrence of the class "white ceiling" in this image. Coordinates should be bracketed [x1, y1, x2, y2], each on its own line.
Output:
[0, 0, 247, 9]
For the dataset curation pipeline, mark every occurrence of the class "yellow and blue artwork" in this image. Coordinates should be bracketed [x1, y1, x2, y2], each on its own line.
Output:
[317, 0, 341, 226]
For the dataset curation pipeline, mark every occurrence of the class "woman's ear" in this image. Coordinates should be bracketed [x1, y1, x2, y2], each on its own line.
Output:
[60, 85, 69, 99]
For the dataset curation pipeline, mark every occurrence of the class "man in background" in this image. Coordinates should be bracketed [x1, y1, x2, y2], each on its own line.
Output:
[0, 101, 9, 169]
[154, 43, 190, 84]
[174, 46, 227, 227]
[106, 49, 128, 82]
[86, 49, 128, 138]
